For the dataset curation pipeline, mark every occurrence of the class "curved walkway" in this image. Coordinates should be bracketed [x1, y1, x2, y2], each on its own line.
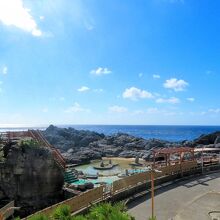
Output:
[128, 172, 220, 220]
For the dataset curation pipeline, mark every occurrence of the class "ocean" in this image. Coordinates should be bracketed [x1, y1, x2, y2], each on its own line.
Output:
[1, 125, 220, 142]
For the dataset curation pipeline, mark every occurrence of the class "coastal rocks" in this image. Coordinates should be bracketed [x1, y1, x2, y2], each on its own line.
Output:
[192, 131, 220, 146]
[214, 136, 220, 145]
[0, 141, 64, 216]
[42, 125, 220, 164]
[62, 147, 102, 164]
[42, 126, 172, 162]
[43, 125, 104, 152]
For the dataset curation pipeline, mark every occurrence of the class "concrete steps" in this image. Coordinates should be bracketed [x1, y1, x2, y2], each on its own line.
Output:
[64, 170, 78, 184]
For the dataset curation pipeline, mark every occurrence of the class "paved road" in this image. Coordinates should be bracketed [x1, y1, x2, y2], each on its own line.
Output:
[128, 172, 220, 220]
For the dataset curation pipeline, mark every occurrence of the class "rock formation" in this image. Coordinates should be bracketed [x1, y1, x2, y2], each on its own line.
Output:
[42, 125, 220, 164]
[0, 139, 64, 217]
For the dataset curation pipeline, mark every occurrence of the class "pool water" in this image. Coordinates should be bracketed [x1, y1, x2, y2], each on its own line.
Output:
[71, 179, 88, 185]
[74, 158, 149, 185]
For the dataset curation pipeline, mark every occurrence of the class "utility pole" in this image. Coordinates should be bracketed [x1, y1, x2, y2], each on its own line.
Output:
[201, 147, 204, 174]
[149, 167, 162, 219]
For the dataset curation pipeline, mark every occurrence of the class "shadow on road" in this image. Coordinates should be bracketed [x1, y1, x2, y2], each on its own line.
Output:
[127, 172, 220, 209]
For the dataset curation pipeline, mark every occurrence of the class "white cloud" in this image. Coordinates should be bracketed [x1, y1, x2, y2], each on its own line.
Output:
[146, 107, 160, 114]
[109, 105, 128, 113]
[0, 0, 42, 36]
[2, 66, 8, 75]
[39, 16, 44, 21]
[133, 110, 144, 115]
[138, 73, 143, 78]
[65, 102, 90, 113]
[59, 97, 65, 101]
[200, 111, 206, 116]
[208, 109, 220, 114]
[156, 97, 180, 104]
[77, 86, 90, 92]
[153, 74, 160, 79]
[93, 88, 103, 93]
[163, 78, 189, 91]
[199, 108, 220, 116]
[90, 67, 112, 76]
[0, 83, 2, 93]
[42, 107, 48, 113]
[122, 87, 154, 101]
[187, 97, 195, 102]
[84, 20, 94, 31]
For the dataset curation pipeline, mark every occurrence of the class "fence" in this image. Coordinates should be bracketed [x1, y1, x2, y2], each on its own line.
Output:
[26, 161, 198, 219]
[112, 161, 197, 194]
[0, 201, 15, 220]
[112, 171, 151, 193]
[25, 186, 104, 219]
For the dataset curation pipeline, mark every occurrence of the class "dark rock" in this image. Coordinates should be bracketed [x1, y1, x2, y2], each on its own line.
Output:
[0, 141, 64, 217]
[43, 125, 104, 152]
[42, 125, 220, 164]
[214, 136, 220, 145]
[193, 131, 220, 146]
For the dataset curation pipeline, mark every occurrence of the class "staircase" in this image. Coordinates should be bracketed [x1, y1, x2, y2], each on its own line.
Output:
[64, 170, 78, 184]
[28, 130, 66, 169]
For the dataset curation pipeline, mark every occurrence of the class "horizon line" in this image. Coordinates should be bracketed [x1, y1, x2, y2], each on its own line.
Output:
[1, 123, 220, 129]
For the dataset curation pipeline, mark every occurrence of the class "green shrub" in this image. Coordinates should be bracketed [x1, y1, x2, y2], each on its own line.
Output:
[52, 205, 72, 220]
[18, 139, 40, 148]
[72, 216, 87, 220]
[28, 214, 48, 220]
[86, 202, 134, 220]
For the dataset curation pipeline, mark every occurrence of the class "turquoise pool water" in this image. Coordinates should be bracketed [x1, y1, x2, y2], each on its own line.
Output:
[71, 179, 89, 185]
[74, 159, 149, 185]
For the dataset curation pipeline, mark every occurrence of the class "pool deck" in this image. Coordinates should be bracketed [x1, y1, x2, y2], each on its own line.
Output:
[128, 172, 220, 220]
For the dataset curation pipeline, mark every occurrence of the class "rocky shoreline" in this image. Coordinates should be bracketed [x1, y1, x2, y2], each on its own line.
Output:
[43, 125, 220, 165]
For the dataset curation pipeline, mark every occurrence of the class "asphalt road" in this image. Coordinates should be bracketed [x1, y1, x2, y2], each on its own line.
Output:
[128, 172, 220, 220]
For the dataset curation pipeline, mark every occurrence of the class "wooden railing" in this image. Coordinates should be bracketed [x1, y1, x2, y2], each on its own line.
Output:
[25, 161, 203, 219]
[112, 162, 197, 194]
[29, 130, 66, 169]
[25, 186, 104, 219]
[0, 130, 66, 169]
[0, 201, 15, 220]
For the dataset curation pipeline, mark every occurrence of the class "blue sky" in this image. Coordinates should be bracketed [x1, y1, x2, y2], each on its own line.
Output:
[0, 0, 220, 126]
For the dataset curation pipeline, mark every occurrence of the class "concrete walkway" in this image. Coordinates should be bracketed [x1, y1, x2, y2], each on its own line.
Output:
[128, 172, 220, 220]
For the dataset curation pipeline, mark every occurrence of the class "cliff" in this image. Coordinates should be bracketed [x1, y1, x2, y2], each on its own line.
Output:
[0, 139, 64, 216]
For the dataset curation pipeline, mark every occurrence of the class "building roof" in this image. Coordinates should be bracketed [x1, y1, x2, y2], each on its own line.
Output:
[194, 148, 220, 152]
[153, 147, 194, 155]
